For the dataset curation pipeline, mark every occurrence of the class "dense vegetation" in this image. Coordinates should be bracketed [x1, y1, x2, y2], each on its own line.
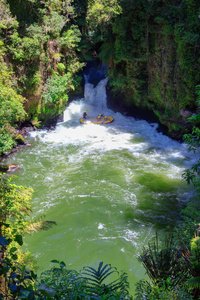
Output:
[98, 0, 200, 137]
[0, 0, 85, 155]
[1, 0, 200, 155]
[1, 0, 200, 299]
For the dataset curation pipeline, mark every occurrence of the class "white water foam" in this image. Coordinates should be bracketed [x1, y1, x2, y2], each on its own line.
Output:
[31, 76, 199, 182]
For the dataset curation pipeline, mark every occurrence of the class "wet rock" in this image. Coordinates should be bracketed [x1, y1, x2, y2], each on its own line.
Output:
[7, 164, 20, 172]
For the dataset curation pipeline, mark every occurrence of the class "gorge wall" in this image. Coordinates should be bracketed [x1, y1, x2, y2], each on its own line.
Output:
[1, 0, 200, 142]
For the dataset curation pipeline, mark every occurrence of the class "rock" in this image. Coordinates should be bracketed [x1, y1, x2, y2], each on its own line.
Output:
[180, 108, 193, 118]
[7, 164, 20, 172]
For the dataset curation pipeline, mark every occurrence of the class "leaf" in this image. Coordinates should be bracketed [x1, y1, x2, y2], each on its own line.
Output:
[38, 283, 56, 297]
[9, 247, 17, 254]
[11, 254, 18, 260]
[51, 259, 60, 264]
[186, 276, 200, 289]
[14, 234, 23, 246]
[60, 261, 66, 268]
[82, 262, 129, 297]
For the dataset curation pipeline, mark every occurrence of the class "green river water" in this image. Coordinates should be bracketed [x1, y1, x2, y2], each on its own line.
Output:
[3, 78, 197, 294]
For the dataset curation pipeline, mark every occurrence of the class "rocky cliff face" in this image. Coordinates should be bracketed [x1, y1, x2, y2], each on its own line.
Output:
[103, 1, 200, 139]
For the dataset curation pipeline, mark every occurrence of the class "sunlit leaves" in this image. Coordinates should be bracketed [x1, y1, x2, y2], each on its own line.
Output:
[0, 84, 26, 125]
[0, 174, 33, 240]
[43, 74, 69, 104]
[59, 25, 81, 51]
[0, 55, 26, 154]
[87, 0, 122, 28]
[0, 130, 16, 155]
[43, 11, 66, 38]
[0, 0, 18, 34]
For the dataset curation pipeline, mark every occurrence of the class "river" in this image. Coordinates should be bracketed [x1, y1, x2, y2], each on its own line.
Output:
[4, 74, 197, 294]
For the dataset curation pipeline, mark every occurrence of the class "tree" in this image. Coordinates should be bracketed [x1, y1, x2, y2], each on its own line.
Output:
[0, 174, 34, 298]
[0, 44, 26, 155]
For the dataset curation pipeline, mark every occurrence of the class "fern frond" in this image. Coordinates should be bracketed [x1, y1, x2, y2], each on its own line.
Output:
[82, 262, 130, 297]
[185, 276, 200, 289]
[83, 263, 116, 284]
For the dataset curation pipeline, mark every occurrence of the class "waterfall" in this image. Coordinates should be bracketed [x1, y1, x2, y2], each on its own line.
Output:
[84, 76, 108, 110]
[63, 76, 109, 122]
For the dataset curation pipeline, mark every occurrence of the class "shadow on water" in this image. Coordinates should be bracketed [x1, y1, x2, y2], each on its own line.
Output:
[136, 172, 184, 193]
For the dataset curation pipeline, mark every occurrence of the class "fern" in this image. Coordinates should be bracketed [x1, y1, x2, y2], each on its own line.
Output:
[99, 41, 115, 66]
[186, 276, 200, 289]
[82, 261, 131, 298]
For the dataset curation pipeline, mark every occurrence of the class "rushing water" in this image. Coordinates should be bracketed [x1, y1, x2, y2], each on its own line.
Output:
[4, 76, 198, 294]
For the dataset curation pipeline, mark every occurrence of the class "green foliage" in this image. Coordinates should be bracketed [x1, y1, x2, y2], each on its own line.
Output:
[182, 86, 200, 188]
[186, 277, 200, 290]
[35, 261, 132, 299]
[8, 32, 41, 62]
[0, 57, 26, 154]
[1, 256, 132, 299]
[0, 174, 33, 239]
[0, 234, 37, 300]
[13, 134, 25, 145]
[135, 280, 193, 300]
[57, 63, 66, 75]
[58, 24, 84, 75]
[59, 25, 81, 53]
[42, 74, 69, 104]
[138, 233, 187, 287]
[94, 0, 200, 134]
[0, 0, 84, 131]
[39, 74, 72, 124]
[43, 11, 67, 39]
[36, 260, 85, 299]
[87, 0, 122, 29]
[0, 80, 26, 126]
[136, 230, 200, 299]
[0, 131, 16, 155]
[0, 0, 19, 38]
[0, 174, 36, 299]
[82, 261, 130, 298]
